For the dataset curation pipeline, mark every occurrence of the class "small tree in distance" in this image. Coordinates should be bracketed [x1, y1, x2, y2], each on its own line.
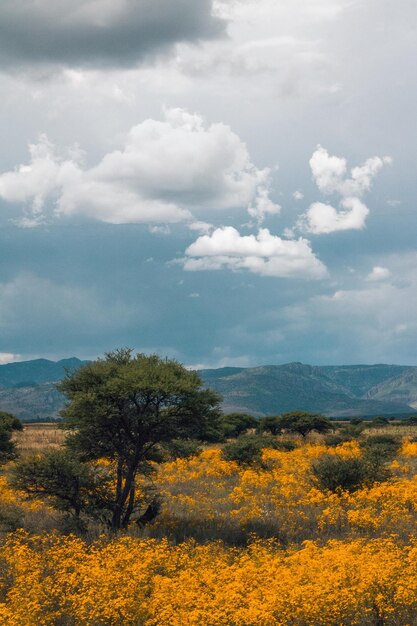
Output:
[261, 411, 332, 438]
[221, 413, 257, 439]
[57, 349, 222, 531]
[0, 411, 23, 462]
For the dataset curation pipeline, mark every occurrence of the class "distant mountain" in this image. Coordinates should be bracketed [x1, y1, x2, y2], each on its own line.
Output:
[0, 383, 65, 422]
[0, 358, 88, 388]
[365, 369, 417, 409]
[199, 363, 417, 418]
[0, 358, 88, 421]
[0, 358, 416, 420]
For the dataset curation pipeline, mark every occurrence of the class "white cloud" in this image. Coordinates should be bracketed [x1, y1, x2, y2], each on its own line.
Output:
[276, 251, 417, 363]
[300, 146, 391, 234]
[183, 226, 327, 279]
[310, 145, 391, 197]
[303, 197, 369, 234]
[366, 266, 392, 281]
[188, 221, 214, 234]
[293, 190, 304, 200]
[0, 353, 22, 364]
[0, 109, 278, 226]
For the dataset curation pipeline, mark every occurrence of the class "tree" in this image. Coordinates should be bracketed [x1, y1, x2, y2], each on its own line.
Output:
[10, 449, 114, 524]
[58, 349, 222, 530]
[276, 411, 332, 438]
[0, 411, 22, 462]
[221, 412, 257, 439]
[0, 411, 23, 432]
[258, 415, 282, 436]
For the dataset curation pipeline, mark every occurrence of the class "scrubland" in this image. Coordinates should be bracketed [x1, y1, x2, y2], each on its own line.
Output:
[2, 424, 417, 624]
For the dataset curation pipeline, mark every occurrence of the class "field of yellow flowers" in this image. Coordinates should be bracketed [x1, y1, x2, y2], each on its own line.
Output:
[2, 436, 417, 624]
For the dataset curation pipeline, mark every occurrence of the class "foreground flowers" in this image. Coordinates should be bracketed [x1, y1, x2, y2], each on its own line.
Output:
[1, 438, 417, 624]
[0, 532, 417, 625]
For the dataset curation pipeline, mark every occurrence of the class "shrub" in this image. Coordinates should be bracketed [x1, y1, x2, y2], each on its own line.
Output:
[313, 456, 369, 493]
[221, 413, 258, 438]
[160, 439, 202, 460]
[222, 434, 295, 466]
[369, 416, 390, 428]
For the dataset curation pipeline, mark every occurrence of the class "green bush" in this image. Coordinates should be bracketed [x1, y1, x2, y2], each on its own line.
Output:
[361, 434, 401, 461]
[313, 456, 368, 492]
[324, 432, 355, 447]
[160, 439, 202, 460]
[221, 413, 257, 438]
[369, 416, 390, 428]
[313, 448, 393, 493]
[222, 434, 295, 465]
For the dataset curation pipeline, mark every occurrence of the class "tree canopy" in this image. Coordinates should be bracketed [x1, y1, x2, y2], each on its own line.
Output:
[260, 411, 332, 438]
[57, 349, 222, 530]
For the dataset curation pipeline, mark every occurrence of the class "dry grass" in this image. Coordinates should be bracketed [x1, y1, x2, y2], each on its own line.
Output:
[13, 423, 66, 454]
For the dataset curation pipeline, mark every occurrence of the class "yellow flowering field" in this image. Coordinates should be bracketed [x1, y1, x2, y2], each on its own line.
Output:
[1, 437, 417, 623]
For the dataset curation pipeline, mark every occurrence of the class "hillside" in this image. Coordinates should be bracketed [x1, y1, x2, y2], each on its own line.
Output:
[0, 357, 88, 388]
[199, 362, 416, 417]
[365, 369, 417, 409]
[0, 358, 416, 420]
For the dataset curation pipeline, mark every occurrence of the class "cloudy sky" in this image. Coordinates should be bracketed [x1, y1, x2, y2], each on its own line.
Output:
[0, 0, 416, 367]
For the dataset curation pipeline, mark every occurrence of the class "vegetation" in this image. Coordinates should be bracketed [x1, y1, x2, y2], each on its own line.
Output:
[0, 412, 22, 462]
[56, 349, 222, 530]
[4, 352, 417, 623]
[260, 410, 332, 438]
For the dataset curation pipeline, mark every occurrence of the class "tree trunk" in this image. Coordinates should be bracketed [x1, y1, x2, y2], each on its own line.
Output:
[111, 462, 136, 530]
[121, 483, 135, 528]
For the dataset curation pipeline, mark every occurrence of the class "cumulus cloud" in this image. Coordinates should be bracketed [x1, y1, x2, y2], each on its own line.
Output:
[0, 0, 224, 70]
[305, 197, 369, 234]
[366, 266, 392, 282]
[0, 109, 277, 226]
[183, 226, 327, 279]
[300, 146, 391, 234]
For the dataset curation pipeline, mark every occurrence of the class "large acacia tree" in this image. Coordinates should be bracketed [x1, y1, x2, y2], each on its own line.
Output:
[58, 349, 222, 530]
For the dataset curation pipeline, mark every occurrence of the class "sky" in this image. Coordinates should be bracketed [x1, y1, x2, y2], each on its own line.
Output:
[0, 0, 416, 367]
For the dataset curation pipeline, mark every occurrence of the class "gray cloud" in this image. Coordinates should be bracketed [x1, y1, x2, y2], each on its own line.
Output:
[0, 0, 225, 69]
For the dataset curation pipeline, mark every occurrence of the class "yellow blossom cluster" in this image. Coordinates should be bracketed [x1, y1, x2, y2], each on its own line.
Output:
[1, 532, 417, 625]
[1, 438, 417, 623]
[156, 441, 417, 542]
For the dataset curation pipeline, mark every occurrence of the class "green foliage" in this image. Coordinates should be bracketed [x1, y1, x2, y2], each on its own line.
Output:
[324, 432, 355, 448]
[0, 411, 23, 432]
[361, 434, 401, 459]
[10, 450, 114, 525]
[258, 415, 282, 435]
[159, 439, 202, 460]
[405, 415, 417, 425]
[222, 434, 295, 465]
[277, 411, 332, 438]
[313, 456, 369, 493]
[0, 411, 22, 463]
[221, 413, 257, 439]
[349, 417, 363, 426]
[58, 349, 222, 529]
[369, 416, 390, 428]
[313, 439, 396, 494]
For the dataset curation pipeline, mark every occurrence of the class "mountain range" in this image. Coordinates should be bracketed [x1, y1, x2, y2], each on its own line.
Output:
[0, 358, 416, 421]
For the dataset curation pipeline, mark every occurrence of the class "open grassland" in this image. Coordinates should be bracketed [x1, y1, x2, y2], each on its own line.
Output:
[12, 422, 66, 454]
[3, 424, 417, 623]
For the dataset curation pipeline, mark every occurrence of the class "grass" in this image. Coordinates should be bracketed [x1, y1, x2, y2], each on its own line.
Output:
[13, 423, 66, 454]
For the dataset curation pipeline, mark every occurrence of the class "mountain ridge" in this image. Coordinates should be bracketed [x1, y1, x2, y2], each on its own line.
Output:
[0, 358, 416, 420]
